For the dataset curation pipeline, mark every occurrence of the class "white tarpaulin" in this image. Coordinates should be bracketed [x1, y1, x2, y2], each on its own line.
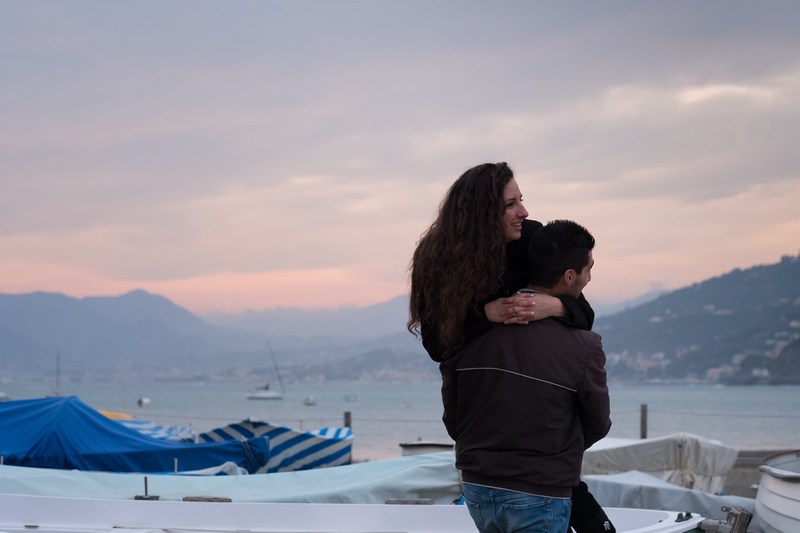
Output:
[583, 470, 759, 531]
[582, 433, 739, 493]
[0, 451, 462, 504]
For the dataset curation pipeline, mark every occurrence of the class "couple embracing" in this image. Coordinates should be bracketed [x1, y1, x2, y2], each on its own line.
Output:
[408, 162, 613, 533]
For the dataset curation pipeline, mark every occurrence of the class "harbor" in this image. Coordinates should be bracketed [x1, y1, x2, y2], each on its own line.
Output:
[0, 390, 798, 532]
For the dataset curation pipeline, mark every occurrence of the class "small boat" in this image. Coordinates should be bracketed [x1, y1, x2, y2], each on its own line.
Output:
[0, 493, 706, 533]
[247, 343, 285, 400]
[0, 392, 10, 402]
[304, 395, 316, 406]
[246, 383, 284, 400]
[399, 440, 454, 456]
[117, 418, 197, 442]
[197, 418, 353, 473]
[0, 396, 269, 474]
[583, 433, 739, 493]
[0, 452, 706, 532]
[755, 449, 800, 533]
[137, 396, 151, 407]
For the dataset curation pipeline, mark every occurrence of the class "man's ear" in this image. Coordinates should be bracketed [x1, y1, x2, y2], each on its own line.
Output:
[563, 269, 577, 285]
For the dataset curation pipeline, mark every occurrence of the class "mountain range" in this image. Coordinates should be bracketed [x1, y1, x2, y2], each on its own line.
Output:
[1, 254, 798, 385]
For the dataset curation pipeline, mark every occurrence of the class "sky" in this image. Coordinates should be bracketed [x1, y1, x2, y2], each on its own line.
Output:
[2, 1, 799, 315]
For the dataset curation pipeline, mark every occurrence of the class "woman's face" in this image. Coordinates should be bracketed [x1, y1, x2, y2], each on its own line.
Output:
[502, 178, 528, 242]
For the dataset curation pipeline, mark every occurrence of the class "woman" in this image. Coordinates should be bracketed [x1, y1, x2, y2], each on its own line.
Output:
[407, 162, 613, 533]
[407, 162, 593, 362]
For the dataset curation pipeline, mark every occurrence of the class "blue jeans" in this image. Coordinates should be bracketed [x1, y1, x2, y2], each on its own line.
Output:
[462, 483, 572, 533]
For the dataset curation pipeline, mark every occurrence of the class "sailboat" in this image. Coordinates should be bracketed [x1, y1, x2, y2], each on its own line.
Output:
[246, 343, 284, 400]
[246, 383, 283, 400]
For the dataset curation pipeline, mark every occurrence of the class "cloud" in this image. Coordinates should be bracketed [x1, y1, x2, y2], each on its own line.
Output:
[1, 2, 799, 313]
[676, 83, 777, 104]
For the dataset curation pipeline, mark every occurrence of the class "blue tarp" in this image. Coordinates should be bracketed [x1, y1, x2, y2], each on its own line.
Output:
[0, 396, 270, 474]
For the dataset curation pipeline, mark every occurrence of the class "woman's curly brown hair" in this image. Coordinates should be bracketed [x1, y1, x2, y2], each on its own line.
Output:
[407, 162, 514, 358]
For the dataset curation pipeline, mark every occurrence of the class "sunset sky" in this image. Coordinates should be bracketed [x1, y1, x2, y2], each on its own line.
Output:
[2, 2, 799, 315]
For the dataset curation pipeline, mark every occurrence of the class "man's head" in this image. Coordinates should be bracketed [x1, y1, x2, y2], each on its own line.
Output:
[528, 220, 595, 298]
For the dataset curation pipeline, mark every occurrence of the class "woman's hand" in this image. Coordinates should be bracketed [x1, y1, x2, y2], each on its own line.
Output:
[526, 291, 565, 321]
[484, 291, 565, 325]
[484, 292, 535, 324]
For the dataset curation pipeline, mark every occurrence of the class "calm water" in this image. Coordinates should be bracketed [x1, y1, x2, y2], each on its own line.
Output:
[4, 381, 799, 460]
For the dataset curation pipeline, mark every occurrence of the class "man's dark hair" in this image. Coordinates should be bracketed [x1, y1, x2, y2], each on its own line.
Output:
[528, 220, 595, 288]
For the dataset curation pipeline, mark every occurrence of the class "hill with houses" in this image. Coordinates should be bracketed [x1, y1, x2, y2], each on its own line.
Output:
[0, 254, 798, 385]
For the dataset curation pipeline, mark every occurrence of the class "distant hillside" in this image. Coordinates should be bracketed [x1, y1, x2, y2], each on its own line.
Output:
[1, 254, 798, 384]
[203, 295, 409, 339]
[595, 254, 800, 384]
[0, 290, 264, 378]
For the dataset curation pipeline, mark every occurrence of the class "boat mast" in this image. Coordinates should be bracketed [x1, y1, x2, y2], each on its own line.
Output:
[268, 342, 284, 395]
[55, 347, 61, 396]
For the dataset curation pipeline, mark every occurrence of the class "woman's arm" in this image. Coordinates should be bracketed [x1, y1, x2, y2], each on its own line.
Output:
[487, 291, 595, 330]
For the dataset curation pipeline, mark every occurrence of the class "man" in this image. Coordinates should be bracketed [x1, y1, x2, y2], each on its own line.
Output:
[440, 219, 612, 533]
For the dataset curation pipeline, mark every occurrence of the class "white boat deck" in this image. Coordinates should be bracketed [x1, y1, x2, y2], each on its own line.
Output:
[0, 493, 705, 533]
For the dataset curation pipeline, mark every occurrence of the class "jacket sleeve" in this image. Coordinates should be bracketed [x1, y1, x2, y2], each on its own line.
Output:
[557, 292, 595, 331]
[576, 334, 611, 449]
[439, 361, 459, 441]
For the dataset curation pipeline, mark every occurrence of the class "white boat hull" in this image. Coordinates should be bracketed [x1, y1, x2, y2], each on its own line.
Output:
[0, 493, 705, 533]
[246, 391, 283, 400]
[755, 450, 800, 533]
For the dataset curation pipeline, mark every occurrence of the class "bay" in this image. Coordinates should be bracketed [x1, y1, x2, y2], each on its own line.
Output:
[3, 380, 798, 461]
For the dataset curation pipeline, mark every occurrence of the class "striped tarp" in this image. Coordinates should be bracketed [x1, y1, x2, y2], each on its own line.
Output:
[196, 419, 353, 473]
[118, 419, 197, 442]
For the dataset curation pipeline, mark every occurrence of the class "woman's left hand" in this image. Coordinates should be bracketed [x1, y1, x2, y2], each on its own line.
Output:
[500, 292, 537, 324]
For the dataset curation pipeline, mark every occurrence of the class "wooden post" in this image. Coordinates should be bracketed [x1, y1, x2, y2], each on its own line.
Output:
[344, 411, 352, 428]
[640, 404, 648, 439]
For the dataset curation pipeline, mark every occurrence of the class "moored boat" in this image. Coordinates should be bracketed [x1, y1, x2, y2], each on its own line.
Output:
[0, 451, 708, 532]
[0, 493, 706, 533]
[246, 343, 285, 400]
[246, 383, 284, 400]
[583, 433, 739, 494]
[0, 396, 269, 474]
[755, 449, 800, 533]
[399, 440, 454, 456]
[197, 418, 353, 473]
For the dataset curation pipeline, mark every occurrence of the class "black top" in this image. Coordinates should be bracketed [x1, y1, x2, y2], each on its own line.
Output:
[421, 219, 595, 362]
[440, 318, 611, 496]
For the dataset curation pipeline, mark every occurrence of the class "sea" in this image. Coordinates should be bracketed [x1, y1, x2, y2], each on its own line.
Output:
[4, 380, 799, 461]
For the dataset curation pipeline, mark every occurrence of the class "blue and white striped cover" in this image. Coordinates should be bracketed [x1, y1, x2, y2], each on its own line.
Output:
[196, 419, 353, 473]
[118, 419, 196, 442]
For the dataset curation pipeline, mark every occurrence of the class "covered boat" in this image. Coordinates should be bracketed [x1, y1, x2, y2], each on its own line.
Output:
[0, 396, 269, 474]
[117, 418, 197, 442]
[0, 452, 706, 532]
[197, 419, 353, 473]
[584, 470, 756, 528]
[0, 493, 706, 533]
[582, 432, 739, 493]
[755, 449, 800, 533]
